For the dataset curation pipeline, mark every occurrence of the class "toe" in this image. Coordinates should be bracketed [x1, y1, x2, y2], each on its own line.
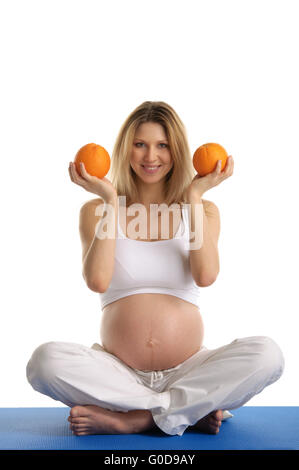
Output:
[70, 416, 89, 425]
[70, 405, 90, 418]
[73, 423, 87, 431]
[209, 413, 220, 426]
[214, 410, 223, 421]
[70, 406, 80, 418]
[210, 415, 219, 425]
[210, 423, 220, 434]
[71, 422, 89, 433]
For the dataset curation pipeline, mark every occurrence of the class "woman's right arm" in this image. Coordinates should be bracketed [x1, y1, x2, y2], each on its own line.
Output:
[68, 160, 118, 293]
[80, 197, 118, 293]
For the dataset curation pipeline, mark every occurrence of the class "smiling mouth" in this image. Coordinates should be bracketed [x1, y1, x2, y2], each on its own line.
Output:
[141, 165, 162, 174]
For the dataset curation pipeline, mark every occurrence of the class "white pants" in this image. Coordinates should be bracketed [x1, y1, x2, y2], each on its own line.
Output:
[26, 335, 284, 436]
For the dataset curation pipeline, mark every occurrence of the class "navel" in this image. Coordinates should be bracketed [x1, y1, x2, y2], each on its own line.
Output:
[146, 338, 159, 348]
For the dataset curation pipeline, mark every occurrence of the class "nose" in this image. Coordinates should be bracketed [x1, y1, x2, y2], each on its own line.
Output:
[143, 146, 160, 163]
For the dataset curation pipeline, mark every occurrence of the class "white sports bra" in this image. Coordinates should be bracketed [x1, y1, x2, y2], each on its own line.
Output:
[99, 197, 200, 309]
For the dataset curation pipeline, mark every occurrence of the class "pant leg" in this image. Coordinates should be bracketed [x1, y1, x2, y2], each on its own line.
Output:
[26, 341, 170, 414]
[152, 335, 285, 436]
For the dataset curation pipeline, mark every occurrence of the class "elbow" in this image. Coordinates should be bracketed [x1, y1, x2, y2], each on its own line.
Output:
[83, 274, 109, 293]
[196, 278, 215, 288]
[195, 272, 219, 287]
[88, 281, 108, 293]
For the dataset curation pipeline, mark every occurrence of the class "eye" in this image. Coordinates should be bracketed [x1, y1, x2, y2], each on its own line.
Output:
[134, 143, 168, 148]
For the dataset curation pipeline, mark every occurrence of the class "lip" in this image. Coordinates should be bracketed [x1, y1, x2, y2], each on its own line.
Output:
[141, 165, 162, 174]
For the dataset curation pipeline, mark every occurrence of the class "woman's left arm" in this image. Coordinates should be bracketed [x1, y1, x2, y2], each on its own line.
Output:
[186, 155, 234, 287]
[187, 196, 221, 287]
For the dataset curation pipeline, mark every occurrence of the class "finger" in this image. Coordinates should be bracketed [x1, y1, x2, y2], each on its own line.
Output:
[79, 162, 90, 178]
[215, 160, 222, 174]
[68, 164, 74, 182]
[70, 161, 79, 178]
[70, 161, 83, 178]
[230, 157, 234, 175]
[227, 156, 234, 175]
[68, 163, 79, 183]
[70, 162, 87, 185]
[223, 156, 233, 175]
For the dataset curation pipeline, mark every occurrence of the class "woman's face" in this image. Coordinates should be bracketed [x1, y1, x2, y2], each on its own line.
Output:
[130, 122, 173, 182]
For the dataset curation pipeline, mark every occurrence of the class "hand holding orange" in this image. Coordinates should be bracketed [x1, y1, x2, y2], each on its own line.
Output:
[74, 143, 111, 179]
[193, 143, 228, 176]
[188, 142, 234, 198]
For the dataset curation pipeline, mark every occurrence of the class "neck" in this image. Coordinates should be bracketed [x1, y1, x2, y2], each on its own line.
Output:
[130, 184, 166, 210]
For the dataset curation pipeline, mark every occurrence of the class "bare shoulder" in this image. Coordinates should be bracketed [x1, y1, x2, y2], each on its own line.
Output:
[79, 198, 107, 230]
[202, 199, 221, 244]
[81, 197, 105, 207]
[80, 197, 105, 213]
[202, 199, 218, 211]
[202, 199, 220, 216]
[79, 198, 106, 262]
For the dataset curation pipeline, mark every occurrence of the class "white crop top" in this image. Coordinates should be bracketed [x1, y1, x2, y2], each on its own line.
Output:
[99, 197, 200, 309]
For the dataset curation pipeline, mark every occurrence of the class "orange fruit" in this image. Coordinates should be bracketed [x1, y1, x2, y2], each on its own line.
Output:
[74, 143, 110, 179]
[193, 143, 228, 176]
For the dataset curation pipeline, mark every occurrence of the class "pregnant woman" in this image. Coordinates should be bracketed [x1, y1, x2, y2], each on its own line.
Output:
[26, 101, 284, 437]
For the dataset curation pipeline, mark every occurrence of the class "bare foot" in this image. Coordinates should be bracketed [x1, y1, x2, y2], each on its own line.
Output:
[68, 405, 125, 435]
[190, 409, 223, 434]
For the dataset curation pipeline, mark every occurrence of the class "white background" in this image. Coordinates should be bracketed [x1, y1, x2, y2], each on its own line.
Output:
[1, 0, 298, 407]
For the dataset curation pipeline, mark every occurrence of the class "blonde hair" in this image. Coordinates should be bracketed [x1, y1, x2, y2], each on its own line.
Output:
[110, 101, 196, 206]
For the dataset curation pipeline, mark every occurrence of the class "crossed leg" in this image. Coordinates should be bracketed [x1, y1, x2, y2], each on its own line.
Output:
[27, 336, 284, 437]
[67, 405, 223, 435]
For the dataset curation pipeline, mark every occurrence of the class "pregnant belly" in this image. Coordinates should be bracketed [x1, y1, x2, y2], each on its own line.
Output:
[100, 294, 204, 371]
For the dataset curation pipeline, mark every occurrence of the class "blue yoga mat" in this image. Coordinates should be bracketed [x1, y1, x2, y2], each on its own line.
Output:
[0, 407, 298, 450]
